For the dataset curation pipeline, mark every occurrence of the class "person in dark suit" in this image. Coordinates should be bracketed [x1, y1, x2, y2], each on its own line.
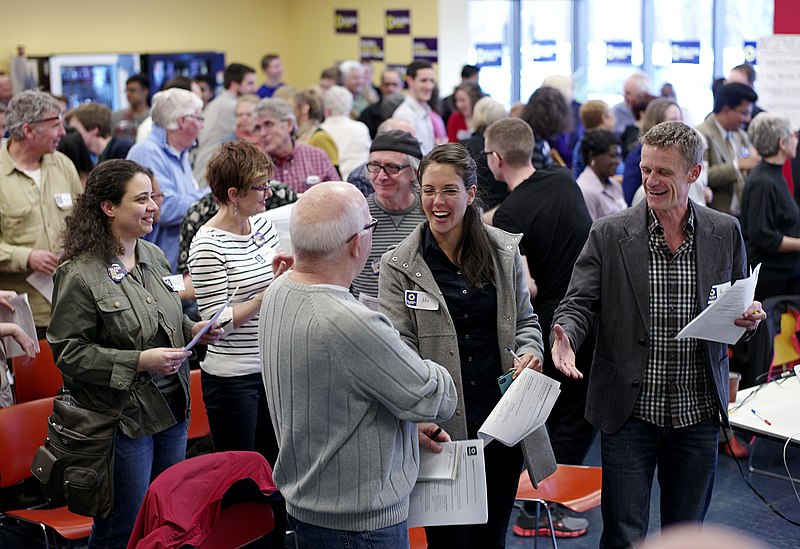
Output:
[550, 121, 765, 549]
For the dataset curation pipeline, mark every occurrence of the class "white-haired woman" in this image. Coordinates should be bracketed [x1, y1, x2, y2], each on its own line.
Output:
[741, 112, 800, 301]
[127, 88, 208, 272]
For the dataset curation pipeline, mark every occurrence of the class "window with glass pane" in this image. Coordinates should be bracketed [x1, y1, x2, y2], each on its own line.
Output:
[467, 0, 513, 108]
[649, 0, 713, 125]
[584, 0, 642, 107]
[519, 0, 573, 101]
[722, 1, 773, 86]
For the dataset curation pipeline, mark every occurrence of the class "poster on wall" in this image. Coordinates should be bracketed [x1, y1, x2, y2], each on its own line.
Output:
[386, 10, 411, 35]
[335, 9, 358, 34]
[386, 63, 408, 78]
[757, 34, 800, 128]
[361, 37, 385, 62]
[532, 40, 557, 62]
[606, 41, 633, 65]
[743, 41, 757, 65]
[671, 41, 701, 64]
[475, 43, 503, 68]
[413, 38, 438, 63]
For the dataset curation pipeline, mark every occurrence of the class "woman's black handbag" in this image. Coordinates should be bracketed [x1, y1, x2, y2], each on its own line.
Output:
[30, 391, 120, 518]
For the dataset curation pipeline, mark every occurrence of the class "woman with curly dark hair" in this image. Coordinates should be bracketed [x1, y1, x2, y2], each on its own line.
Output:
[576, 129, 624, 221]
[520, 86, 573, 169]
[48, 159, 222, 549]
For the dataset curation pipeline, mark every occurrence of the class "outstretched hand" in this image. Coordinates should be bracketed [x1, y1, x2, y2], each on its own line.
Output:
[551, 324, 582, 379]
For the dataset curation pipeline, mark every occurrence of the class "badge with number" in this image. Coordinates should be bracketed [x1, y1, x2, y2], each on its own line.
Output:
[107, 263, 126, 283]
[371, 258, 381, 275]
[404, 290, 439, 310]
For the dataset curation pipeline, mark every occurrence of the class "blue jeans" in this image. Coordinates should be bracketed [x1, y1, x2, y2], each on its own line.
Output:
[287, 515, 409, 549]
[88, 420, 187, 549]
[599, 415, 719, 549]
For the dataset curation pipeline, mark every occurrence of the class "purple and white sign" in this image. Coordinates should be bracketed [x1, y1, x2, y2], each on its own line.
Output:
[335, 9, 358, 34]
[386, 9, 411, 35]
[361, 37, 384, 62]
[413, 38, 438, 63]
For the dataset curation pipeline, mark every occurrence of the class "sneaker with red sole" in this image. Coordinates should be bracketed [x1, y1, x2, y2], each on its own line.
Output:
[720, 435, 749, 458]
[512, 504, 589, 538]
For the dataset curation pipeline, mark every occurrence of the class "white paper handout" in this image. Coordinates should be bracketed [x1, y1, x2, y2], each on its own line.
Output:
[407, 439, 488, 528]
[477, 368, 560, 447]
[676, 264, 761, 345]
[184, 285, 239, 352]
[26, 271, 54, 303]
[0, 293, 41, 358]
[417, 441, 461, 481]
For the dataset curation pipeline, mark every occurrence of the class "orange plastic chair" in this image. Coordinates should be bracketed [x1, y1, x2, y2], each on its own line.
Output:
[0, 396, 93, 547]
[409, 526, 427, 549]
[188, 368, 210, 440]
[516, 465, 602, 548]
[11, 339, 63, 404]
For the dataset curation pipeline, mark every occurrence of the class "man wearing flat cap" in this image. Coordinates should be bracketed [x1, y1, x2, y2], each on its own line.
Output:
[350, 129, 424, 305]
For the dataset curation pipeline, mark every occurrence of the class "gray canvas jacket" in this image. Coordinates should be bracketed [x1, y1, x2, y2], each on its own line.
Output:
[379, 223, 557, 487]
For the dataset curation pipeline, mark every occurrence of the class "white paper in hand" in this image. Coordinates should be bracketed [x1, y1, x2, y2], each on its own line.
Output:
[0, 294, 41, 358]
[477, 368, 560, 447]
[417, 441, 461, 481]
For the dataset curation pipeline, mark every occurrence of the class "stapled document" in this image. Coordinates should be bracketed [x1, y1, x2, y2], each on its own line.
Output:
[477, 368, 560, 447]
[676, 264, 760, 345]
[407, 439, 488, 527]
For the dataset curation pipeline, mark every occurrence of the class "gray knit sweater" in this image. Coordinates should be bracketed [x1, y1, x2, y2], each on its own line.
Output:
[259, 275, 457, 531]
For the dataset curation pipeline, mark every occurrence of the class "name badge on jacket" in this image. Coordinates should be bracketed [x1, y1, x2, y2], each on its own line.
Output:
[162, 275, 185, 292]
[54, 193, 73, 209]
[405, 290, 439, 310]
[707, 282, 731, 305]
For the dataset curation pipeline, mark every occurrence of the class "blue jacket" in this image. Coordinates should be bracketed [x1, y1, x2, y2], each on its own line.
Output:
[127, 125, 208, 272]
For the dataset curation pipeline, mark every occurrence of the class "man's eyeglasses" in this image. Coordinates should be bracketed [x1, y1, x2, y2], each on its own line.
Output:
[366, 162, 410, 175]
[480, 150, 500, 161]
[31, 114, 62, 125]
[185, 114, 205, 123]
[346, 217, 379, 242]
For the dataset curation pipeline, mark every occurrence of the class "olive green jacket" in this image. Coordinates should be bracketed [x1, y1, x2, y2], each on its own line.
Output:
[47, 240, 195, 437]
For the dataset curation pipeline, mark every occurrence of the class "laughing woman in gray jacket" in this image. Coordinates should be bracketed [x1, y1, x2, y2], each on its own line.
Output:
[379, 143, 556, 549]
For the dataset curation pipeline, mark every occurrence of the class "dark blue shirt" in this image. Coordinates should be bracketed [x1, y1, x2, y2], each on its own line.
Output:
[422, 227, 502, 424]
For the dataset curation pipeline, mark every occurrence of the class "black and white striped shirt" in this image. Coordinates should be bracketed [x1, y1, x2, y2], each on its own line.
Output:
[351, 193, 426, 300]
[188, 213, 279, 376]
[632, 205, 715, 428]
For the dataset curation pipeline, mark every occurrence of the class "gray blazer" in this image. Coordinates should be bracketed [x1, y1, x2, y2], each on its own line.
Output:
[379, 223, 557, 487]
[696, 116, 751, 215]
[553, 200, 748, 434]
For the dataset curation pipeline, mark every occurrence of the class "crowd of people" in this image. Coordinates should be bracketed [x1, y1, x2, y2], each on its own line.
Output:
[0, 52, 786, 549]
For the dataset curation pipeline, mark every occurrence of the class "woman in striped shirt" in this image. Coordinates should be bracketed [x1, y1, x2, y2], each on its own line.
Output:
[187, 141, 292, 545]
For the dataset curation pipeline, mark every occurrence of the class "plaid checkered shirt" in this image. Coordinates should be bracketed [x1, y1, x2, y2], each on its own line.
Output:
[632, 204, 716, 428]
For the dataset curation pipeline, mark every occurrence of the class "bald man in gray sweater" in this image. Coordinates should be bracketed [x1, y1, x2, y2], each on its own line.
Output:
[259, 182, 457, 548]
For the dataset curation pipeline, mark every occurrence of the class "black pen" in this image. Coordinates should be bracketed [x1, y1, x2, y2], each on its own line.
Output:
[429, 427, 443, 441]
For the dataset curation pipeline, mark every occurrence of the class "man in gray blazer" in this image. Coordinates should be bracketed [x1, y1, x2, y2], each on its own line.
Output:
[551, 121, 765, 549]
[696, 82, 759, 216]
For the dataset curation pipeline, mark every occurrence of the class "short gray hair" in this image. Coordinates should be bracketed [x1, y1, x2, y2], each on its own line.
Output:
[748, 112, 793, 157]
[254, 97, 297, 134]
[323, 86, 353, 116]
[640, 121, 703, 168]
[471, 97, 507, 134]
[151, 88, 202, 130]
[290, 182, 365, 260]
[339, 60, 363, 78]
[6, 91, 61, 140]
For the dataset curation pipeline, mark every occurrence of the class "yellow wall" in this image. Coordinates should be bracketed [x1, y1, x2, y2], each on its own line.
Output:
[0, 0, 441, 90]
[0, 0, 290, 82]
[285, 0, 440, 88]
